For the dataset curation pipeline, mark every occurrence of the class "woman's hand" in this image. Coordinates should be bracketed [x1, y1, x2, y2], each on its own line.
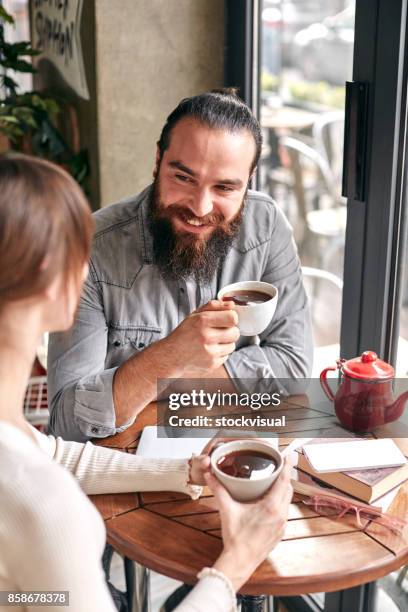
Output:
[188, 454, 211, 486]
[189, 435, 247, 486]
[207, 457, 293, 591]
[189, 436, 253, 486]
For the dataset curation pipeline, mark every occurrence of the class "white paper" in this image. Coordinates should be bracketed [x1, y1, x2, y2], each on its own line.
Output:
[136, 426, 278, 459]
[303, 439, 407, 473]
[374, 486, 402, 512]
[136, 426, 211, 459]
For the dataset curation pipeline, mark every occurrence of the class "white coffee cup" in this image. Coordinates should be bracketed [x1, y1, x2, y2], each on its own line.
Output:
[211, 439, 283, 502]
[217, 281, 278, 336]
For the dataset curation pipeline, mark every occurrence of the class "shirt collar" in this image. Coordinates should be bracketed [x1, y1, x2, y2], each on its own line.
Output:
[139, 184, 154, 264]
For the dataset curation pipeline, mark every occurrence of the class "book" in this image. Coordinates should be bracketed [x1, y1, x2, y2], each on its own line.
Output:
[136, 426, 278, 459]
[297, 438, 408, 503]
[292, 466, 401, 512]
[302, 439, 407, 473]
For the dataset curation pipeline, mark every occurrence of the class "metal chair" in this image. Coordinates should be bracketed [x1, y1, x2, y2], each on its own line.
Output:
[397, 564, 408, 588]
[301, 266, 343, 377]
[275, 136, 347, 270]
[302, 266, 343, 291]
[24, 334, 50, 430]
[24, 375, 49, 428]
[312, 110, 345, 182]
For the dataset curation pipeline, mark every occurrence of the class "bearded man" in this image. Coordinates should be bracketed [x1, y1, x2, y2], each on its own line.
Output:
[48, 89, 313, 442]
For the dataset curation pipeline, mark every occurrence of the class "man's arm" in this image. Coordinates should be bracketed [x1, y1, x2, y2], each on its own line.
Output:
[113, 302, 238, 426]
[47, 267, 122, 441]
[48, 265, 239, 439]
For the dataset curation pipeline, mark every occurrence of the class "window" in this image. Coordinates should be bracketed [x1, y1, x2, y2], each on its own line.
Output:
[259, 1, 354, 375]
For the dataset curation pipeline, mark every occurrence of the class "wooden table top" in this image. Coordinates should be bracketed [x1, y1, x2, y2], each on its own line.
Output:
[92, 396, 408, 596]
[260, 105, 318, 132]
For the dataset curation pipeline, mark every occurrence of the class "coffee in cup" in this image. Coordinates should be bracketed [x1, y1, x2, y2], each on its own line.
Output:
[216, 449, 278, 479]
[221, 289, 272, 306]
[217, 281, 278, 336]
[211, 439, 283, 501]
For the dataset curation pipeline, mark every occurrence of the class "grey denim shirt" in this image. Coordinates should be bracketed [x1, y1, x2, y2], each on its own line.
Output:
[48, 186, 313, 441]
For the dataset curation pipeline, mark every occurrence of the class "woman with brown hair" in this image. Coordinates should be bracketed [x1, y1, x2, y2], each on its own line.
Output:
[0, 154, 292, 611]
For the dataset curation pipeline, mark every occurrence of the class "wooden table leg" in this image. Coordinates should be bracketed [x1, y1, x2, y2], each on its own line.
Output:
[124, 557, 151, 612]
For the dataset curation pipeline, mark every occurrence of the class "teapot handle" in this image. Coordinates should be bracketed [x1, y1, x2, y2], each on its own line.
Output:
[320, 367, 337, 401]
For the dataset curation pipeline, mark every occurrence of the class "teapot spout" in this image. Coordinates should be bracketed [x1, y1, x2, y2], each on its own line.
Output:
[386, 390, 408, 423]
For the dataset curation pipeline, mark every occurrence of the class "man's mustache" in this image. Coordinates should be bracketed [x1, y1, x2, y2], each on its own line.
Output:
[158, 204, 225, 226]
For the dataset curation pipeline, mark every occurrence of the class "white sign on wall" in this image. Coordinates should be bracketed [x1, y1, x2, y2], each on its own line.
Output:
[31, 0, 89, 100]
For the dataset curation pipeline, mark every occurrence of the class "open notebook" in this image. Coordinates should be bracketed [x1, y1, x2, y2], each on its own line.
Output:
[136, 426, 278, 459]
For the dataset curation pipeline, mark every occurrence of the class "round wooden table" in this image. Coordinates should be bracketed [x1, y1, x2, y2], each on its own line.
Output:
[92, 397, 408, 612]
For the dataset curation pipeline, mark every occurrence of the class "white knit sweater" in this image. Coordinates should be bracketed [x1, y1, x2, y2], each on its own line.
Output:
[0, 421, 236, 612]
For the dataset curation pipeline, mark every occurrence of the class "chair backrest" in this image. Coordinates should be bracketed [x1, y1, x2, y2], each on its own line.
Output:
[278, 135, 339, 225]
[302, 266, 343, 290]
[301, 267, 343, 366]
[312, 111, 345, 178]
[280, 135, 336, 193]
[24, 376, 49, 428]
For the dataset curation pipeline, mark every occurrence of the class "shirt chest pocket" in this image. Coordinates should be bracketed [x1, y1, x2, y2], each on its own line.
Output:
[106, 326, 162, 368]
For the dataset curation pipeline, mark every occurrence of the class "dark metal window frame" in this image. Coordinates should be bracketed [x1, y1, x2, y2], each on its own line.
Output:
[224, 0, 260, 113]
[341, 0, 408, 362]
[224, 0, 261, 190]
[225, 0, 408, 367]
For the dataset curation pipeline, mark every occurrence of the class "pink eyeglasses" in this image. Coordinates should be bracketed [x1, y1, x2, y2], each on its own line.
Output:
[302, 493, 407, 535]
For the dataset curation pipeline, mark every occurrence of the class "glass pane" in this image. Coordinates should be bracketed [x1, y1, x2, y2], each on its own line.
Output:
[260, 0, 354, 376]
[396, 221, 408, 377]
[2, 0, 32, 94]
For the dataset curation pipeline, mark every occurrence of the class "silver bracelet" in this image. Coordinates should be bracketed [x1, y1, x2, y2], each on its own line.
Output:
[197, 567, 237, 610]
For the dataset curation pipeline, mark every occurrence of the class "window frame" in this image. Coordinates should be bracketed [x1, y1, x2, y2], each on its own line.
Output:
[224, 0, 408, 365]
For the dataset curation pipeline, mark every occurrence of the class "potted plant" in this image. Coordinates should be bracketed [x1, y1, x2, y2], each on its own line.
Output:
[0, 6, 88, 188]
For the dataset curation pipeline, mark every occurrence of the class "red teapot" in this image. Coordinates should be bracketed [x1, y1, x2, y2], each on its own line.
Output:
[320, 350, 408, 433]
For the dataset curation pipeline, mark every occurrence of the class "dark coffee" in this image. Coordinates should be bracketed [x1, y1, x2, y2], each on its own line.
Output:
[216, 450, 277, 480]
[222, 289, 272, 306]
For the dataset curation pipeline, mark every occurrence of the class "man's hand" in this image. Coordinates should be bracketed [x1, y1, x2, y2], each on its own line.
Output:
[113, 300, 238, 426]
[161, 300, 240, 376]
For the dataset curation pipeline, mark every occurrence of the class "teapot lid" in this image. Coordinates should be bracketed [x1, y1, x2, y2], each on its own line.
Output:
[342, 351, 394, 380]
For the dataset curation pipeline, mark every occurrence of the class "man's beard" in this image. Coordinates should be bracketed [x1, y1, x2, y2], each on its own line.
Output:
[148, 176, 245, 283]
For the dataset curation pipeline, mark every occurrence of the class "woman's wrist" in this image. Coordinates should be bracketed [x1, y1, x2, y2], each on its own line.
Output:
[212, 548, 258, 592]
[197, 567, 236, 607]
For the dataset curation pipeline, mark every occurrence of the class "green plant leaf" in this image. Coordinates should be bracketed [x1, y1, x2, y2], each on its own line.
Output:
[0, 7, 15, 25]
[2, 75, 18, 95]
[11, 107, 38, 129]
[30, 94, 48, 110]
[43, 99, 60, 117]
[9, 41, 40, 56]
[2, 59, 36, 73]
[0, 115, 19, 124]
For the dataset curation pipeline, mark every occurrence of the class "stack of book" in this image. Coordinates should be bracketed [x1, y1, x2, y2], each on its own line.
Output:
[297, 438, 408, 503]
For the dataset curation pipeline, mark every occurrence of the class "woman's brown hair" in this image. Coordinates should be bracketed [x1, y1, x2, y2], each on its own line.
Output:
[0, 154, 93, 304]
